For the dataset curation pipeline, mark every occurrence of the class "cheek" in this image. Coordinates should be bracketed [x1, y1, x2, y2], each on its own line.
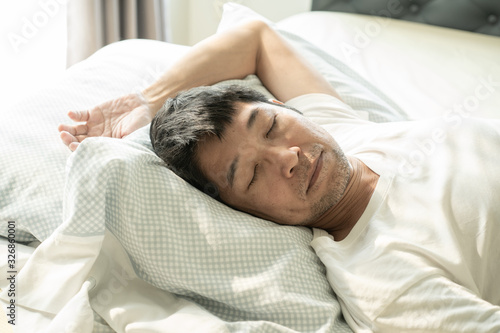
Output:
[246, 182, 288, 211]
[236, 182, 311, 225]
[261, 174, 292, 195]
[254, 182, 303, 210]
[287, 118, 331, 144]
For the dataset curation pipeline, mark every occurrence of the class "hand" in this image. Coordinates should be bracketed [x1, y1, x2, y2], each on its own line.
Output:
[58, 92, 154, 151]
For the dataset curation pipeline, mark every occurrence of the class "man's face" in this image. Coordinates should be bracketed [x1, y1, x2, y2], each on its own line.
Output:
[197, 101, 351, 226]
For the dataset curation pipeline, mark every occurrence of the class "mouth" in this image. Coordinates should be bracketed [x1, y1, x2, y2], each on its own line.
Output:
[307, 151, 323, 193]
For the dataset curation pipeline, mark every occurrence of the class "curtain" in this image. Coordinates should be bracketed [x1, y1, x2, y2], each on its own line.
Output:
[66, 0, 169, 67]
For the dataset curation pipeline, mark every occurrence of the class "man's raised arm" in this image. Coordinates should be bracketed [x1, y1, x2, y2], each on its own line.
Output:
[143, 20, 340, 110]
[59, 20, 339, 150]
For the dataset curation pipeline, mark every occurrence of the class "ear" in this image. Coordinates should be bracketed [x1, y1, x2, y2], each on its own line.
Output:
[268, 99, 284, 105]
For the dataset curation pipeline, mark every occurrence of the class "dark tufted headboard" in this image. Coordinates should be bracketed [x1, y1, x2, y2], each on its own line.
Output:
[311, 0, 500, 36]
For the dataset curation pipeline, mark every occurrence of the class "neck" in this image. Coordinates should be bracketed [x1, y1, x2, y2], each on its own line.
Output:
[309, 156, 379, 241]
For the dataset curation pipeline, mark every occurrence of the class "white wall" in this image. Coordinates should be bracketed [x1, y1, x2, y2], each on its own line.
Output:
[168, 0, 312, 45]
[0, 0, 66, 107]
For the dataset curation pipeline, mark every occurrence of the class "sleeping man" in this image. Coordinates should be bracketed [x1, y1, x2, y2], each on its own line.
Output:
[59, 20, 500, 332]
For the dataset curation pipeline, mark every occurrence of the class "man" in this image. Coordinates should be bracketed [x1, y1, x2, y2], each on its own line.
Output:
[59, 20, 500, 331]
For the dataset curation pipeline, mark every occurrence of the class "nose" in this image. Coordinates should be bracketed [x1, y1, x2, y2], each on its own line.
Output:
[266, 146, 300, 178]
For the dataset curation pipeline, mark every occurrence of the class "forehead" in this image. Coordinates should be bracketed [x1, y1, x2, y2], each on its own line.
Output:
[196, 133, 230, 187]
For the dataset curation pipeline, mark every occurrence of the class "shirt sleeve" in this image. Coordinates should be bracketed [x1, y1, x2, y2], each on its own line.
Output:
[285, 93, 371, 125]
[374, 275, 500, 333]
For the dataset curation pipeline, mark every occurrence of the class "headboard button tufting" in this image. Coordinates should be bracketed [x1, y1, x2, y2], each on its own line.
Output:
[409, 4, 419, 13]
[487, 14, 498, 25]
[311, 0, 500, 36]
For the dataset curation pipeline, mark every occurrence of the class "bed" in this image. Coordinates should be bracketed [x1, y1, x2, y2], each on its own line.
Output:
[0, 2, 499, 332]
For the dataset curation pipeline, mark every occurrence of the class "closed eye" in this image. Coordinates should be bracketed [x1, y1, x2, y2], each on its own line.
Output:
[249, 113, 276, 188]
[248, 164, 259, 188]
[266, 114, 277, 138]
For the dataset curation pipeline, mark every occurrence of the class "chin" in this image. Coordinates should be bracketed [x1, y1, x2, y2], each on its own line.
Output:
[304, 149, 351, 225]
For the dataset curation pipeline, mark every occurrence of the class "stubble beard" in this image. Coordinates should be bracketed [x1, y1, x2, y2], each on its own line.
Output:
[302, 145, 351, 226]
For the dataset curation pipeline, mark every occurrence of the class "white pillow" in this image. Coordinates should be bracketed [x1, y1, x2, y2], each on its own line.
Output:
[217, 2, 277, 31]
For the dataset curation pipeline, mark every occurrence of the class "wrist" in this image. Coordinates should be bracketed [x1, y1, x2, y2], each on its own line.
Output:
[140, 88, 165, 117]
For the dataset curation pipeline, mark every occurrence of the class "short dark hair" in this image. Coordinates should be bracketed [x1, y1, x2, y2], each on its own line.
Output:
[150, 85, 272, 199]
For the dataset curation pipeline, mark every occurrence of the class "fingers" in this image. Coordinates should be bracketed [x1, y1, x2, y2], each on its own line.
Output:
[58, 111, 89, 152]
[69, 142, 80, 151]
[59, 130, 77, 146]
[58, 123, 88, 136]
[68, 110, 90, 122]
[60, 131, 82, 152]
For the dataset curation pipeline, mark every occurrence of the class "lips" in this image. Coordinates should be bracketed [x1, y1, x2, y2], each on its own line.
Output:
[307, 152, 323, 193]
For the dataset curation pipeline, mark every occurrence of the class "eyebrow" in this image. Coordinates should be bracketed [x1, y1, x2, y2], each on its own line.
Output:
[246, 107, 261, 130]
[227, 156, 239, 188]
